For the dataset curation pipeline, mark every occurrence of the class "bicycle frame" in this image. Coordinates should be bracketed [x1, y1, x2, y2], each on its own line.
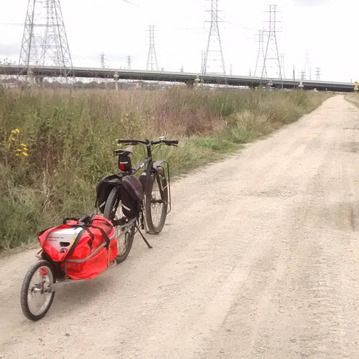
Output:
[129, 144, 172, 213]
[97, 138, 178, 233]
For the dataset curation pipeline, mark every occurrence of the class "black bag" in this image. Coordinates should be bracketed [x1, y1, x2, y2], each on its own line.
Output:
[95, 175, 119, 213]
[121, 175, 144, 219]
[118, 154, 132, 172]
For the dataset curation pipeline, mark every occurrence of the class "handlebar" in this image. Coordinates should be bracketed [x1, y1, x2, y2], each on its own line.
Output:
[117, 138, 178, 146]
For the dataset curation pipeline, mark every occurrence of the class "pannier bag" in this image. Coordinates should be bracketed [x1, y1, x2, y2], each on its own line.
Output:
[39, 215, 117, 280]
[121, 175, 144, 219]
[96, 174, 119, 213]
[96, 174, 144, 218]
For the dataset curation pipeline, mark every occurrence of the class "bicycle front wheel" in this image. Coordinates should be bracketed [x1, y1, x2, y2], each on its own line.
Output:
[104, 187, 135, 263]
[145, 169, 168, 234]
[20, 260, 56, 321]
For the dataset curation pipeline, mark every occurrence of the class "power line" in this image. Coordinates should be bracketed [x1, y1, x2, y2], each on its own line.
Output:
[120, 0, 138, 6]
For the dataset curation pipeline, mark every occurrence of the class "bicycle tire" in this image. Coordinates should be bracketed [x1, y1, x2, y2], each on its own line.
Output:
[145, 169, 168, 234]
[103, 187, 135, 263]
[20, 260, 56, 321]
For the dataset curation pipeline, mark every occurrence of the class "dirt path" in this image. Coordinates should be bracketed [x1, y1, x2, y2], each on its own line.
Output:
[2, 95, 359, 358]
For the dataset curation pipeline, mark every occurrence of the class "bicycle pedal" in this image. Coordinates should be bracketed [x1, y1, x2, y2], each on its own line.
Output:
[147, 231, 159, 235]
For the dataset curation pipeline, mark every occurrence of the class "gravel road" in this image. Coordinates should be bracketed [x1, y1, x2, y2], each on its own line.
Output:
[1, 95, 359, 358]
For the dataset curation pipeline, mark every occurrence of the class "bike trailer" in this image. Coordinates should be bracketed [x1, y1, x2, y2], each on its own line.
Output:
[38, 215, 117, 280]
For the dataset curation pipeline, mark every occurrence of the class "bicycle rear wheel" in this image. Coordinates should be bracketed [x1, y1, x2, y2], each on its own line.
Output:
[104, 187, 135, 263]
[21, 260, 56, 321]
[145, 169, 168, 234]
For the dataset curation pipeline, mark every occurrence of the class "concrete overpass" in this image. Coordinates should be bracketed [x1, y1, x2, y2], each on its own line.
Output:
[0, 65, 356, 92]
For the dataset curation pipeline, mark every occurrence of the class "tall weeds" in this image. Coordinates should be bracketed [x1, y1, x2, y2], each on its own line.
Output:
[0, 86, 329, 249]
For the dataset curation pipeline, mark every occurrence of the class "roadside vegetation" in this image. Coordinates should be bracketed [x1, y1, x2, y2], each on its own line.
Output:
[0, 86, 330, 250]
[345, 92, 359, 107]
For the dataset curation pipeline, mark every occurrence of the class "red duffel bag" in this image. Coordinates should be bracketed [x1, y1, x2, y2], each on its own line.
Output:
[39, 215, 117, 280]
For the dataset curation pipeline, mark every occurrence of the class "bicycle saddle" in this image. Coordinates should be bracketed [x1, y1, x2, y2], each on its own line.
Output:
[114, 146, 133, 156]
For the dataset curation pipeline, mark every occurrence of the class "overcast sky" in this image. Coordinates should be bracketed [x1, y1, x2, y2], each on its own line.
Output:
[0, 0, 358, 82]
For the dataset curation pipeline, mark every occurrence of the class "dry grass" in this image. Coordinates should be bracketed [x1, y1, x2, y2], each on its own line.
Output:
[346, 93, 359, 107]
[0, 86, 330, 249]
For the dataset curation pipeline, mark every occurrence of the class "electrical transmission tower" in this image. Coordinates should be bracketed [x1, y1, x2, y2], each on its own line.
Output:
[303, 51, 312, 80]
[280, 53, 286, 79]
[315, 67, 320, 81]
[146, 25, 159, 71]
[100, 53, 106, 68]
[18, 0, 73, 81]
[203, 0, 226, 75]
[254, 30, 267, 77]
[201, 50, 206, 75]
[261, 4, 282, 81]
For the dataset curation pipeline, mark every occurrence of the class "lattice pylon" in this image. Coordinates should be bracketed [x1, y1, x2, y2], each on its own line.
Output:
[18, 0, 73, 80]
[303, 51, 311, 80]
[315, 67, 320, 81]
[203, 0, 226, 75]
[146, 25, 159, 71]
[261, 4, 282, 82]
[254, 30, 267, 77]
[280, 53, 286, 79]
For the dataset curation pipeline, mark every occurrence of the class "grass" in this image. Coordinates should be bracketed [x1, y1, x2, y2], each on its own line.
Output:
[345, 92, 359, 107]
[0, 86, 330, 250]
